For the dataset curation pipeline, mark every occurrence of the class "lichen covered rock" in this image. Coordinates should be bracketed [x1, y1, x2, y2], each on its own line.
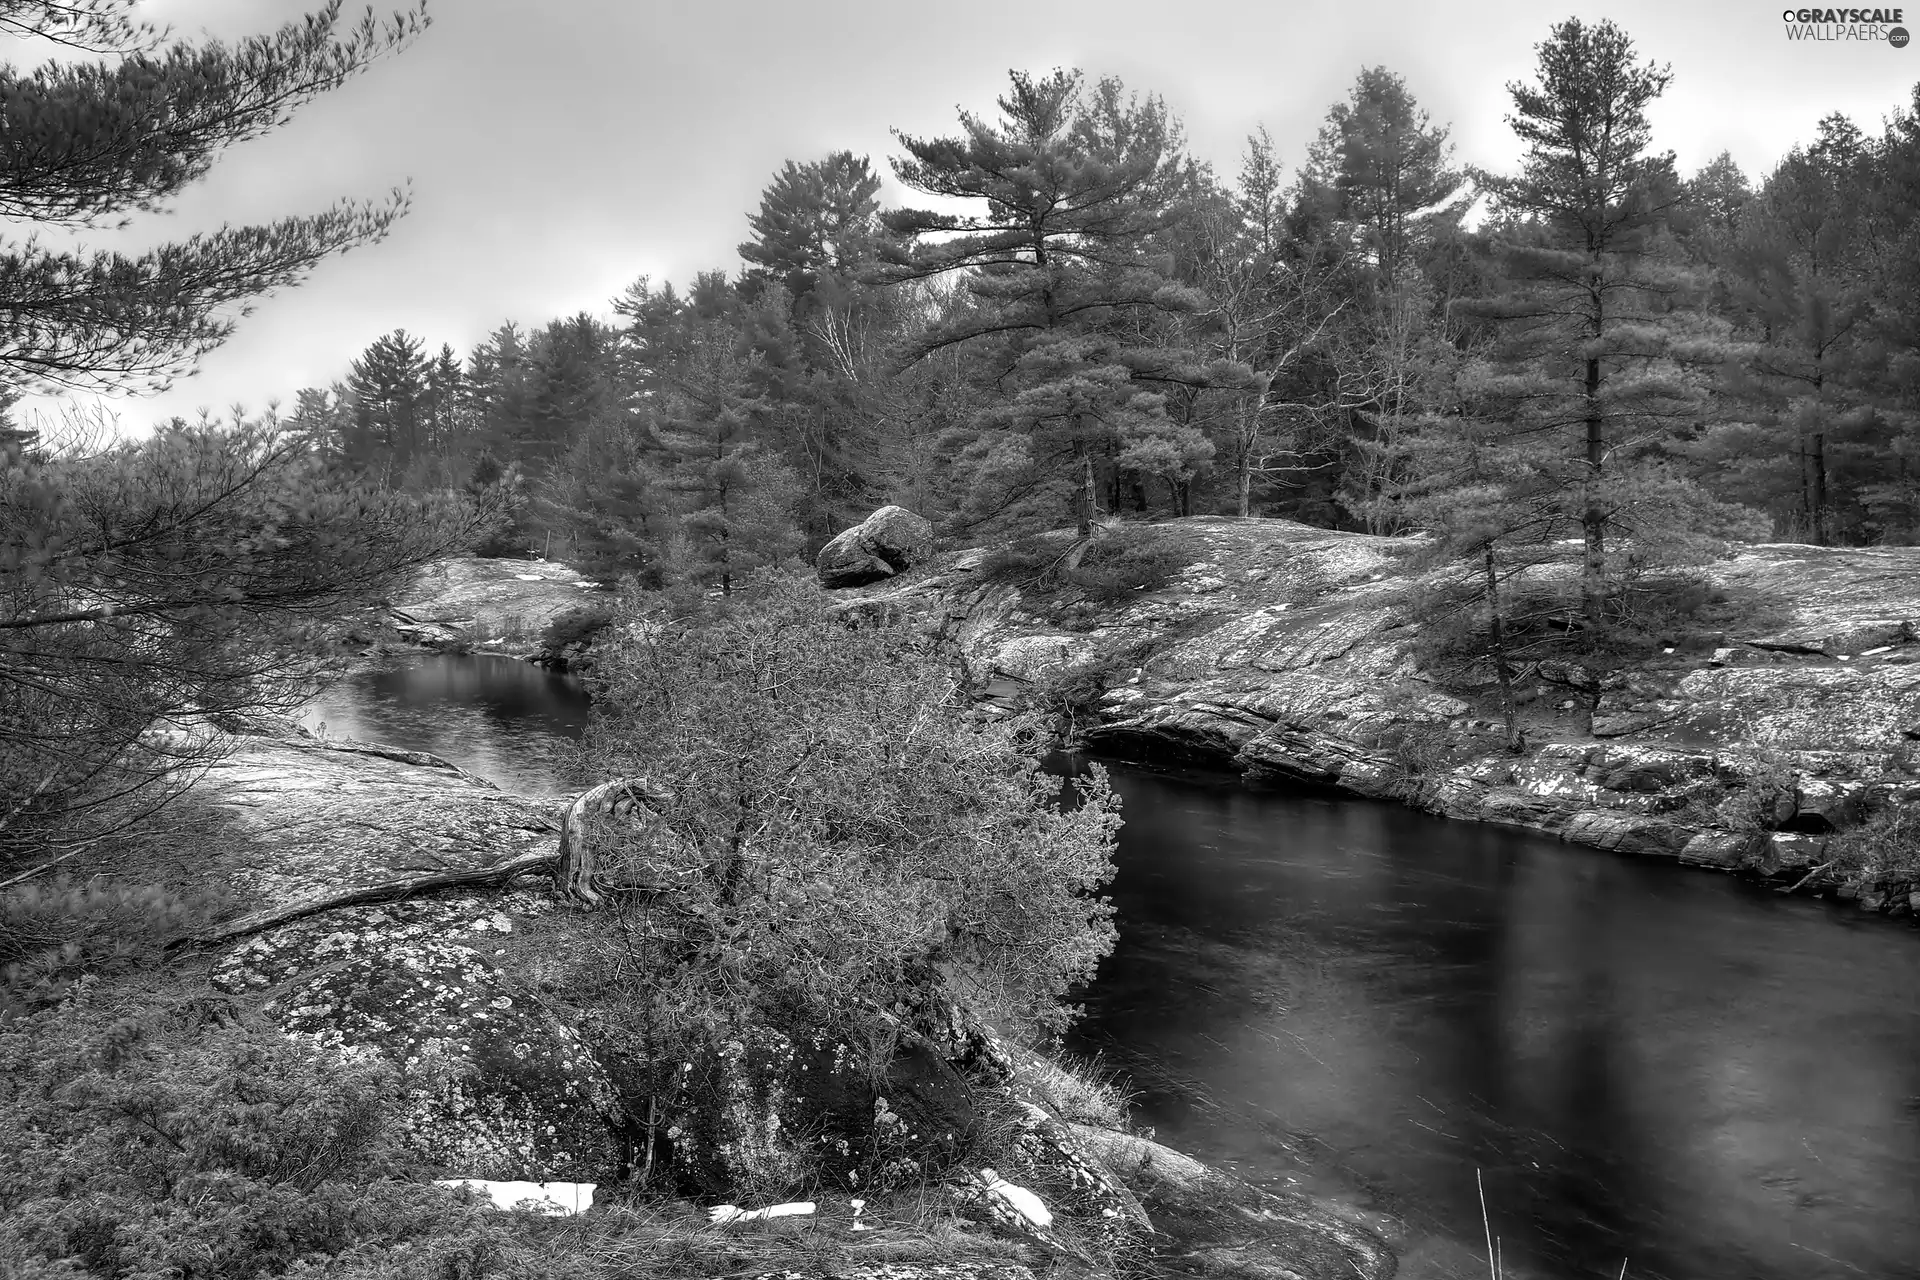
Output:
[392, 556, 602, 659]
[211, 899, 620, 1180]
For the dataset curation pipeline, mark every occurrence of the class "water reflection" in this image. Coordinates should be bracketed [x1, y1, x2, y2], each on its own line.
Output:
[1069, 761, 1920, 1280]
[300, 653, 589, 795]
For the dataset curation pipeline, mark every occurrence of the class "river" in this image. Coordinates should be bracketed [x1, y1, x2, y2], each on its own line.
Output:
[306, 653, 1920, 1280]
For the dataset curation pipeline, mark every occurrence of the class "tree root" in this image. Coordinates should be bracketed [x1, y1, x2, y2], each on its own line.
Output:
[168, 848, 559, 951]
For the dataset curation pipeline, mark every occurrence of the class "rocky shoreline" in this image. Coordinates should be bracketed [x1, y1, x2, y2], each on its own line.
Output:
[376, 523, 1920, 917]
[162, 726, 1395, 1279]
[372, 555, 608, 665]
[847, 517, 1920, 918]
[148, 516, 1917, 1276]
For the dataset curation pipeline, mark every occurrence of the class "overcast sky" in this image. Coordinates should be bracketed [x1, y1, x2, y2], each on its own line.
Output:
[11, 0, 1920, 433]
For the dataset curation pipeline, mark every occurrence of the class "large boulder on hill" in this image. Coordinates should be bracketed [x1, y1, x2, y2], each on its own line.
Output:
[817, 506, 936, 589]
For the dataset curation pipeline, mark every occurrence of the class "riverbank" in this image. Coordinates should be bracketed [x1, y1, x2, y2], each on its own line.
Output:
[850, 517, 1920, 916]
[9, 725, 1395, 1280]
[372, 556, 609, 664]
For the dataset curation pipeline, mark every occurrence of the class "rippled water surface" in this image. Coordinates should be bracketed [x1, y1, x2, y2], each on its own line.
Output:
[300, 653, 588, 794]
[1067, 760, 1920, 1280]
[310, 655, 1920, 1279]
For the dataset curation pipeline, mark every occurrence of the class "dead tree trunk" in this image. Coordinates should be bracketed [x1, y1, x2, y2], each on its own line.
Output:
[554, 777, 675, 907]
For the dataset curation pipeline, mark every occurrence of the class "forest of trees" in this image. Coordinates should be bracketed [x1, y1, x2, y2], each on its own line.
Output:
[270, 21, 1920, 598]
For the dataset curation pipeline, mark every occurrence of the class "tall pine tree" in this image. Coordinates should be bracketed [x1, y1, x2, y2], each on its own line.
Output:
[1466, 18, 1738, 624]
[883, 70, 1224, 537]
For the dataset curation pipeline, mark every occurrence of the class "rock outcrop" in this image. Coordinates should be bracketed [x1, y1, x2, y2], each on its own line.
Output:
[818, 506, 937, 589]
[851, 518, 1920, 914]
[386, 556, 606, 660]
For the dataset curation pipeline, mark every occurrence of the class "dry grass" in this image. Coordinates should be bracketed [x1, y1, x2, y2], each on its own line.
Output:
[1008, 1047, 1135, 1132]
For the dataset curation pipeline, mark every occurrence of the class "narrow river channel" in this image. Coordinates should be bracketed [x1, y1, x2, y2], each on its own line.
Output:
[305, 653, 1920, 1280]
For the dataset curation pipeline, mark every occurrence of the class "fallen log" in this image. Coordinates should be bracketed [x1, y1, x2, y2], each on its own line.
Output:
[169, 849, 558, 951]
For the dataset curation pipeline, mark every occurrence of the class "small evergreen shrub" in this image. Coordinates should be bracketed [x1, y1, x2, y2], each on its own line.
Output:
[1065, 526, 1195, 602]
[973, 525, 1198, 602]
[1028, 639, 1156, 736]
[1827, 803, 1920, 892]
[973, 534, 1064, 587]
[1, 875, 234, 1021]
[0, 1006, 509, 1280]
[539, 603, 617, 658]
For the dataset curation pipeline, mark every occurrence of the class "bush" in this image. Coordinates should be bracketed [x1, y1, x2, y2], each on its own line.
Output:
[0, 874, 236, 1021]
[1827, 803, 1920, 892]
[1027, 638, 1156, 739]
[539, 603, 617, 660]
[0, 1003, 515, 1280]
[972, 526, 1196, 603]
[0, 999, 1054, 1280]
[572, 571, 1121, 1093]
[1065, 525, 1195, 602]
[1376, 719, 1476, 797]
[972, 533, 1067, 587]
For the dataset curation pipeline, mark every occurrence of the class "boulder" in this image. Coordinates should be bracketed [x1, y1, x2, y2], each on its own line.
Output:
[817, 506, 936, 589]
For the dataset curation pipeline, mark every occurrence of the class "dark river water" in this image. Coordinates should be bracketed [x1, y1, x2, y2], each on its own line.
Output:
[300, 652, 590, 794]
[307, 654, 1920, 1280]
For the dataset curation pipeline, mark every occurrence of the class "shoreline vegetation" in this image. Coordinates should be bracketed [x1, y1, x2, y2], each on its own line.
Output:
[859, 517, 1920, 921]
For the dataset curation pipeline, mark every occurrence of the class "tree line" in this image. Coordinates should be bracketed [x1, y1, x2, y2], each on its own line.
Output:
[275, 21, 1920, 598]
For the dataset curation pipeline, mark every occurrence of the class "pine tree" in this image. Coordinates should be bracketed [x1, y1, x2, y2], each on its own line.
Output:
[1466, 18, 1737, 624]
[346, 328, 429, 477]
[0, 1, 425, 394]
[738, 152, 885, 306]
[466, 321, 538, 464]
[883, 69, 1224, 537]
[536, 411, 668, 582]
[618, 277, 802, 592]
[1285, 70, 1470, 532]
[1396, 427, 1568, 752]
[1704, 140, 1876, 542]
[421, 342, 468, 459]
[0, 385, 36, 458]
[525, 313, 616, 467]
[283, 384, 347, 460]
[1294, 67, 1465, 292]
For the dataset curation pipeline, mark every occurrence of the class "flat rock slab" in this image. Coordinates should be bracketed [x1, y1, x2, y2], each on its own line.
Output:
[395, 557, 598, 655]
[197, 736, 562, 902]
